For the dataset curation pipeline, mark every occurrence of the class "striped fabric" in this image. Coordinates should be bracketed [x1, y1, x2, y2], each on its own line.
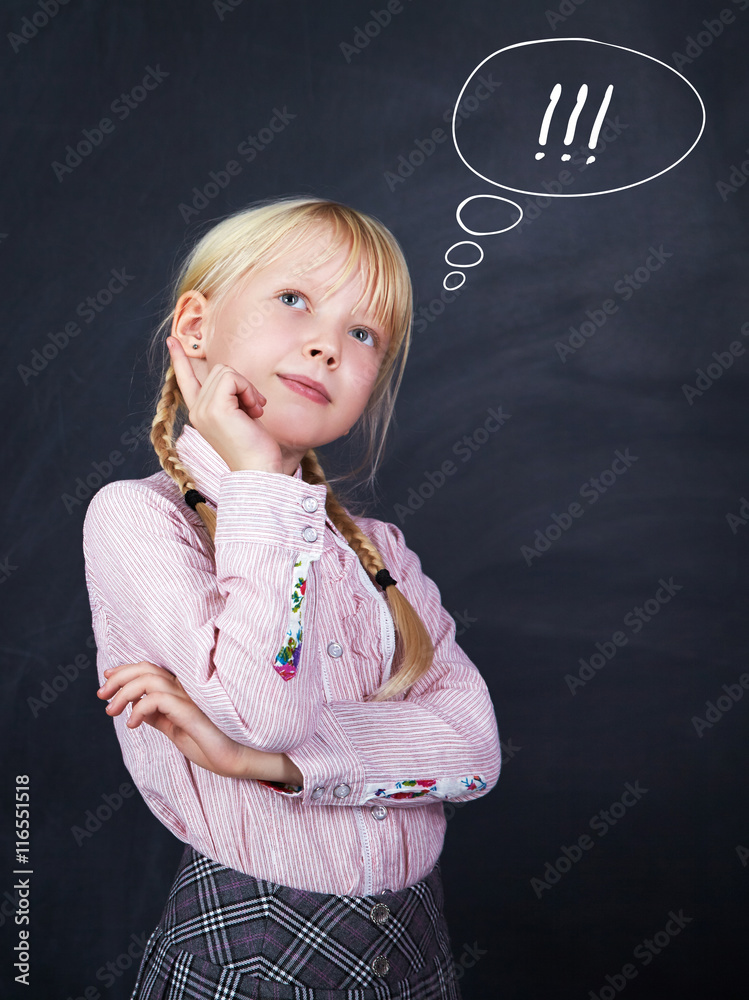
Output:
[82, 423, 501, 895]
[130, 844, 461, 999]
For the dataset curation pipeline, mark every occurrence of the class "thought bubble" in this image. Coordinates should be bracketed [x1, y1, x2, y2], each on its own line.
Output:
[453, 38, 706, 198]
[442, 37, 706, 288]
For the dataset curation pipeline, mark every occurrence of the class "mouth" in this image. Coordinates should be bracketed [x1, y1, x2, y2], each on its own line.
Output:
[277, 373, 331, 404]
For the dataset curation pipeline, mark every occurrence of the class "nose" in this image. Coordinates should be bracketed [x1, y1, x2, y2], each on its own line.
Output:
[303, 326, 342, 368]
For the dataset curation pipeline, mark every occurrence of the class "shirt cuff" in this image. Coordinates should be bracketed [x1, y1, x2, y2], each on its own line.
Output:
[215, 471, 328, 557]
[269, 703, 495, 811]
[360, 775, 490, 801]
[277, 705, 367, 806]
[274, 706, 491, 808]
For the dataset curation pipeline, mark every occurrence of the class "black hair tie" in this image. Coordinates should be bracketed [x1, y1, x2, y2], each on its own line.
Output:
[183, 489, 207, 511]
[375, 568, 397, 590]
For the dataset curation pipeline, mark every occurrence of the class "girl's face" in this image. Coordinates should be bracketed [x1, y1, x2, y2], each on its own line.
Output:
[173, 224, 391, 469]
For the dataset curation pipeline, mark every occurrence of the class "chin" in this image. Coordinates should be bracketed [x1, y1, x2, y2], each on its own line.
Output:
[262, 416, 343, 456]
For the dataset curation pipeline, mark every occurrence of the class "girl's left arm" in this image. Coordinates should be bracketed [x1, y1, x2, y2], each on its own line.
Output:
[275, 519, 502, 809]
[102, 519, 502, 807]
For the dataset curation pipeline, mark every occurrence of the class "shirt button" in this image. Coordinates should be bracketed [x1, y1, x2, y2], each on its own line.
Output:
[370, 902, 390, 926]
[371, 955, 390, 977]
[371, 804, 388, 821]
[327, 641, 343, 658]
[301, 496, 318, 513]
[301, 526, 318, 543]
[311, 786, 325, 800]
[333, 783, 351, 798]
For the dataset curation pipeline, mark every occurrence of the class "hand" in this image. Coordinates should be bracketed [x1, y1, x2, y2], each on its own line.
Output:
[98, 661, 254, 777]
[97, 662, 303, 787]
[167, 335, 284, 474]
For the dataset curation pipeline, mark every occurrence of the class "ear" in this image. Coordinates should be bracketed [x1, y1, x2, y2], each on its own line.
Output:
[171, 290, 210, 357]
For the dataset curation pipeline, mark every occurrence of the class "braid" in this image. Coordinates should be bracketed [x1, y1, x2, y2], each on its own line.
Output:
[150, 365, 217, 543]
[301, 449, 434, 702]
[301, 452, 382, 577]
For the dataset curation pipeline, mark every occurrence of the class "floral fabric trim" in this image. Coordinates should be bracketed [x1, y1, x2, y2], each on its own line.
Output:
[366, 775, 488, 801]
[272, 554, 311, 681]
[257, 779, 303, 795]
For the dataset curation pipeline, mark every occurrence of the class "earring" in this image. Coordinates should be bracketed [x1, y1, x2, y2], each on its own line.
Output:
[192, 344, 199, 349]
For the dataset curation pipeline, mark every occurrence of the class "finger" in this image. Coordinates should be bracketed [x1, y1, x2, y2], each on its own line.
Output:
[126, 693, 216, 766]
[129, 693, 208, 737]
[102, 661, 159, 680]
[128, 695, 247, 777]
[242, 376, 267, 407]
[216, 367, 268, 415]
[126, 690, 189, 730]
[199, 366, 266, 420]
[99, 663, 144, 697]
[102, 662, 177, 683]
[103, 673, 183, 715]
[167, 337, 204, 412]
[102, 671, 187, 714]
[98, 662, 175, 697]
[236, 382, 266, 418]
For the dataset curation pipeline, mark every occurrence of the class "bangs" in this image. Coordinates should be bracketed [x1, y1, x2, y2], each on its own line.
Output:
[316, 228, 404, 351]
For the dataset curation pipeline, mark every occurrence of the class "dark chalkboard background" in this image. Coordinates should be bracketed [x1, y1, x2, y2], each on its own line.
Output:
[2, 1, 748, 997]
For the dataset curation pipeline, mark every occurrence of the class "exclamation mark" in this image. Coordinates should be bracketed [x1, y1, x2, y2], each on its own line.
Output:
[536, 83, 562, 160]
[585, 85, 614, 164]
[561, 85, 589, 161]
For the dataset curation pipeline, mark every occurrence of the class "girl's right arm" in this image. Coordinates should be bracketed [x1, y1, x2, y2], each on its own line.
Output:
[83, 466, 328, 754]
[84, 334, 329, 753]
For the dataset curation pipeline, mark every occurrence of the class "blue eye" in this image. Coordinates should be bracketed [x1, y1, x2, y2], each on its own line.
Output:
[279, 290, 306, 309]
[350, 327, 376, 347]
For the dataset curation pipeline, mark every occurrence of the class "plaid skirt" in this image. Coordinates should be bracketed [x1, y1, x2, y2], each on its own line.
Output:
[129, 845, 462, 1000]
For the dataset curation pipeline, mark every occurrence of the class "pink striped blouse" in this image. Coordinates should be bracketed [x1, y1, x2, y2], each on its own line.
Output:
[82, 423, 501, 895]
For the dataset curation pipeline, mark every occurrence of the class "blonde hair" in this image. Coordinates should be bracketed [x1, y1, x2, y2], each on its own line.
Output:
[147, 196, 433, 701]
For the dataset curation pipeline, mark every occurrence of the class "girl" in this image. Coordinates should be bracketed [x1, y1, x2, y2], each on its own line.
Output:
[83, 196, 501, 999]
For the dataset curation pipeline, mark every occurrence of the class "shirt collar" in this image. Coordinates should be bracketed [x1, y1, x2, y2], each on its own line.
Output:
[174, 423, 304, 506]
